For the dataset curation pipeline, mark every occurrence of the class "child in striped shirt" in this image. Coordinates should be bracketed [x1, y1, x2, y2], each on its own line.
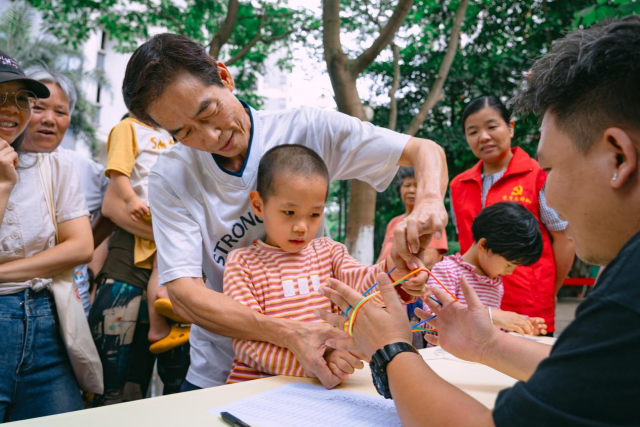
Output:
[223, 145, 421, 385]
[423, 202, 548, 335]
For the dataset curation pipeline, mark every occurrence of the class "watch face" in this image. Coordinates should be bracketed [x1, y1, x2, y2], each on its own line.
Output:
[370, 361, 391, 399]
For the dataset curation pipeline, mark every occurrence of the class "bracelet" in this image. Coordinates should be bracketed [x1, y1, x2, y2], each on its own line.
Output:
[488, 307, 494, 324]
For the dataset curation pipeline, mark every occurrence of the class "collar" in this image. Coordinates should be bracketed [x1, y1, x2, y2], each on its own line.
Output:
[254, 239, 309, 254]
[449, 253, 502, 287]
[211, 99, 254, 177]
[458, 147, 534, 184]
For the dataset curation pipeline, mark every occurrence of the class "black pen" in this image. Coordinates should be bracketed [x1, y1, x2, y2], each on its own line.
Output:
[221, 411, 252, 427]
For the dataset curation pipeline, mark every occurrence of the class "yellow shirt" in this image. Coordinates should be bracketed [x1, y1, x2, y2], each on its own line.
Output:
[105, 117, 175, 205]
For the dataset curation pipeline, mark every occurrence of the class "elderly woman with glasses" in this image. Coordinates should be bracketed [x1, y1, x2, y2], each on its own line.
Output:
[21, 66, 110, 316]
[0, 52, 93, 422]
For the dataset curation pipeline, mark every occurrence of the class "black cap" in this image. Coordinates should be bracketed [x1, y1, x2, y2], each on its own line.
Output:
[0, 51, 50, 98]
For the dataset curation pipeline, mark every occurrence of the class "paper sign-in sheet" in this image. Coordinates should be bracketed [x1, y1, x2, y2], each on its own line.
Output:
[208, 382, 402, 427]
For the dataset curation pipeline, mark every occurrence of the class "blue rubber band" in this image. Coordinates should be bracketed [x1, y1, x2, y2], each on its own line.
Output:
[362, 266, 397, 297]
[345, 305, 352, 317]
[413, 314, 437, 329]
[429, 296, 442, 306]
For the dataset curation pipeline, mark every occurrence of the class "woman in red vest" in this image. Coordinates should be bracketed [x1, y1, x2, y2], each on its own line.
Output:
[449, 96, 575, 336]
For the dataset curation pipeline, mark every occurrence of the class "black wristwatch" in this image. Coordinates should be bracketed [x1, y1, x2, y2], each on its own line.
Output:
[370, 342, 418, 399]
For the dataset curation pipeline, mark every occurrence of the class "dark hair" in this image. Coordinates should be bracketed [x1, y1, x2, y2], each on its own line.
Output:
[394, 167, 415, 196]
[257, 145, 330, 202]
[471, 202, 543, 266]
[10, 133, 24, 152]
[510, 16, 640, 153]
[122, 33, 224, 127]
[461, 96, 511, 133]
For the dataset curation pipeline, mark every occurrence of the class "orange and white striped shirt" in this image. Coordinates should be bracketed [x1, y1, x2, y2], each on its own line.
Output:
[223, 237, 386, 383]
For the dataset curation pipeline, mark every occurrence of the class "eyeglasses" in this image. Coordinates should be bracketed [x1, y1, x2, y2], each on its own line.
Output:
[0, 90, 37, 110]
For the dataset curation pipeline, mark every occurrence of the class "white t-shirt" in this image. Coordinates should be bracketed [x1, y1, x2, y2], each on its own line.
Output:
[57, 147, 109, 315]
[58, 147, 108, 213]
[149, 104, 410, 388]
[0, 152, 88, 295]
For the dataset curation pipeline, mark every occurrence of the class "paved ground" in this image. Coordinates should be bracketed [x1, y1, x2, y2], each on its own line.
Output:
[555, 297, 582, 335]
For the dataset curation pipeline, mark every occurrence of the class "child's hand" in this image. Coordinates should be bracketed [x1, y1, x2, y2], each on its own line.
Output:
[126, 196, 150, 221]
[490, 309, 534, 335]
[324, 348, 364, 382]
[529, 317, 548, 336]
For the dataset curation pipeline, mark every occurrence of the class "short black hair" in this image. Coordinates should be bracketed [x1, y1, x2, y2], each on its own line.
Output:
[461, 96, 511, 133]
[511, 16, 640, 153]
[257, 144, 330, 202]
[471, 202, 543, 266]
[123, 33, 224, 127]
[394, 167, 415, 196]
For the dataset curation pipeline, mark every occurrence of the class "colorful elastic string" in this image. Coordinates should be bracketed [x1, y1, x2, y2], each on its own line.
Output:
[347, 267, 459, 337]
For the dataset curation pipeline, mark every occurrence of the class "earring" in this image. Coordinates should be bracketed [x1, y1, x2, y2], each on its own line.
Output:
[613, 172, 618, 181]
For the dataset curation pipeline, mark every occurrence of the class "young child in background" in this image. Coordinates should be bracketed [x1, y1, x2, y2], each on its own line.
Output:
[223, 144, 422, 385]
[105, 113, 189, 353]
[423, 202, 548, 335]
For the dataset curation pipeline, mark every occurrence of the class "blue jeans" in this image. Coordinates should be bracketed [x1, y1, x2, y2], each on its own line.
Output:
[0, 289, 84, 422]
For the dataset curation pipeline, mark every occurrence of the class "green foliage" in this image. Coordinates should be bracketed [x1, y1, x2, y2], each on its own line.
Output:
[26, 0, 316, 109]
[352, 0, 595, 248]
[574, 0, 639, 27]
[0, 1, 106, 154]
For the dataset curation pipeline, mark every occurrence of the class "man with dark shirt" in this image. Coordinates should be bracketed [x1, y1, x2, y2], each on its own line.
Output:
[318, 16, 640, 426]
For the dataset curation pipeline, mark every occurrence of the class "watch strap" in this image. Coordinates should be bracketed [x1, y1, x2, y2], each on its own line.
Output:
[371, 342, 418, 399]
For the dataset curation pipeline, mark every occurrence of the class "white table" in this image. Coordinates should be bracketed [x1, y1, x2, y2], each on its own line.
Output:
[14, 336, 555, 426]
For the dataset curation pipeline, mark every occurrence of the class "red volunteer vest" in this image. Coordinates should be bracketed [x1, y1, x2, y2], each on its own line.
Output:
[450, 147, 557, 331]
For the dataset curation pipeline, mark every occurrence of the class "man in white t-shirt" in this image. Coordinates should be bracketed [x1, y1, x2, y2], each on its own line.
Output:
[121, 33, 449, 390]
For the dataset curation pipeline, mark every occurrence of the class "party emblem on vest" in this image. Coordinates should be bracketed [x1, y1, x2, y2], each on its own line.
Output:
[502, 184, 532, 204]
[511, 185, 523, 196]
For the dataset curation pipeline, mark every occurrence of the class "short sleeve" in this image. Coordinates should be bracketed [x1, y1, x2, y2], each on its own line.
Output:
[422, 260, 459, 307]
[493, 298, 640, 426]
[538, 185, 568, 232]
[50, 153, 89, 223]
[149, 171, 204, 285]
[311, 108, 409, 191]
[105, 119, 138, 178]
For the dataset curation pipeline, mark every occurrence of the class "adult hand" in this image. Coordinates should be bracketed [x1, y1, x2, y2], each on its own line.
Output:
[283, 320, 352, 389]
[317, 275, 413, 360]
[0, 139, 18, 189]
[420, 276, 498, 363]
[392, 197, 447, 273]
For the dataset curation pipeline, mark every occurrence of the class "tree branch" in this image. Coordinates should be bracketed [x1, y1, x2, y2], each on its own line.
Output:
[225, 11, 266, 66]
[350, 0, 413, 77]
[404, 0, 469, 136]
[322, 0, 345, 64]
[388, 42, 400, 131]
[363, 0, 383, 30]
[144, 0, 186, 36]
[209, 0, 239, 58]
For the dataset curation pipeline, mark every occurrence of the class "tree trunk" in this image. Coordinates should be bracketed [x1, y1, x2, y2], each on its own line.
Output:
[322, 0, 413, 264]
[329, 69, 377, 263]
[388, 43, 400, 131]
